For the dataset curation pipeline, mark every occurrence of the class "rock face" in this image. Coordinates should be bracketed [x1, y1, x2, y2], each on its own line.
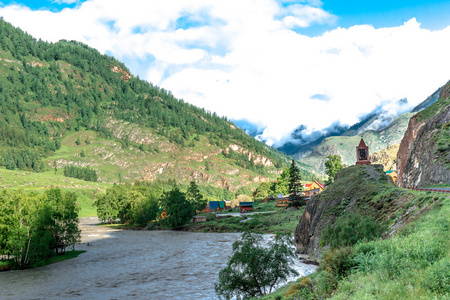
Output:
[294, 164, 388, 255]
[397, 83, 450, 188]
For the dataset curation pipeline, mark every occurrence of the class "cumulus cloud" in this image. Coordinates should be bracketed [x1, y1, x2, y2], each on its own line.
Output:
[1, 1, 450, 147]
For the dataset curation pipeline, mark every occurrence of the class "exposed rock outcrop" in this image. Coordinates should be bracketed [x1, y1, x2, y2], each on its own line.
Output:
[370, 144, 399, 171]
[397, 82, 450, 188]
[294, 164, 393, 255]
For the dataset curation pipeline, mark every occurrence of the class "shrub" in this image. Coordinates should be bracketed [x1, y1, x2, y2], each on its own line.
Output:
[321, 213, 386, 248]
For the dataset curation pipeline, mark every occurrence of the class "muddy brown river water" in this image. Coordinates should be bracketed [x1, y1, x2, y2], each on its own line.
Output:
[0, 217, 317, 299]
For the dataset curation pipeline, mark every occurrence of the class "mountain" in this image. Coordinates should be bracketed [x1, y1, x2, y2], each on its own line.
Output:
[275, 88, 442, 174]
[397, 81, 450, 187]
[0, 20, 321, 192]
[298, 112, 414, 173]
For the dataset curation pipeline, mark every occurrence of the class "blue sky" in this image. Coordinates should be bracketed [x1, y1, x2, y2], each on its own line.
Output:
[6, 0, 450, 32]
[1, 0, 450, 146]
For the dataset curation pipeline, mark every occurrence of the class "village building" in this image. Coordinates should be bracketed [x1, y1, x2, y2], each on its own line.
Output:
[193, 215, 207, 223]
[239, 202, 254, 213]
[356, 137, 371, 165]
[276, 197, 290, 207]
[304, 180, 325, 201]
[201, 200, 226, 213]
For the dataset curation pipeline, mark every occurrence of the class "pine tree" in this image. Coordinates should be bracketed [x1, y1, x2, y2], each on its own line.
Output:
[186, 181, 207, 213]
[288, 160, 305, 207]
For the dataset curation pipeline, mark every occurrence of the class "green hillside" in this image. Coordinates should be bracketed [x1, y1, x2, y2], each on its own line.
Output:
[0, 20, 320, 191]
[300, 112, 414, 173]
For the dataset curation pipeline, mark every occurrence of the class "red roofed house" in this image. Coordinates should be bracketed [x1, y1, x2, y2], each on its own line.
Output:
[304, 181, 325, 200]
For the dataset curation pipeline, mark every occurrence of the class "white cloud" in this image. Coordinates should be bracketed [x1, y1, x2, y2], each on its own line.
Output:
[1, 1, 449, 147]
[52, 0, 79, 4]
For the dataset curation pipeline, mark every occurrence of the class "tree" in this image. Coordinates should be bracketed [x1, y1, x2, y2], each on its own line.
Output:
[254, 182, 270, 201]
[159, 187, 195, 230]
[325, 155, 346, 185]
[95, 184, 127, 224]
[288, 160, 305, 208]
[215, 233, 299, 299]
[274, 168, 290, 196]
[186, 181, 207, 213]
[288, 160, 302, 196]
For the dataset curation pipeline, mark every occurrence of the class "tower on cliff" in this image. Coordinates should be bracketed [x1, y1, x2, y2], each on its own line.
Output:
[356, 137, 371, 165]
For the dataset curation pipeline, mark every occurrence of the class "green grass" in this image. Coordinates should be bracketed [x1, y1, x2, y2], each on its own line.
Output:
[44, 250, 86, 266]
[0, 250, 86, 271]
[0, 167, 109, 217]
[261, 191, 450, 300]
[186, 202, 303, 235]
[424, 183, 450, 188]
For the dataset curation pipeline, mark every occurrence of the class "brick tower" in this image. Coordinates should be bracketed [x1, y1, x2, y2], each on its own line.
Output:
[356, 137, 371, 165]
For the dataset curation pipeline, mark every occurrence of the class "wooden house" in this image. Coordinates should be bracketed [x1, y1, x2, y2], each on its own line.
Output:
[276, 197, 290, 207]
[208, 201, 226, 212]
[304, 181, 325, 201]
[193, 215, 207, 223]
[239, 202, 254, 213]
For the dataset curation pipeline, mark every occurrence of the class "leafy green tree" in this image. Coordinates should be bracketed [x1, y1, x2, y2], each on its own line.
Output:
[186, 181, 207, 213]
[95, 185, 128, 224]
[215, 233, 299, 299]
[44, 188, 81, 254]
[132, 195, 159, 226]
[325, 154, 346, 185]
[254, 182, 270, 201]
[0, 189, 80, 268]
[273, 168, 290, 196]
[159, 187, 195, 230]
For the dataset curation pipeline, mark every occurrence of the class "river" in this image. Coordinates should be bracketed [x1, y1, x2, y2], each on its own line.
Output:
[0, 217, 317, 299]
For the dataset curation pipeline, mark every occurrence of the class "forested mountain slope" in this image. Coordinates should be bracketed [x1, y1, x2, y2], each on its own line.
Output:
[0, 20, 318, 190]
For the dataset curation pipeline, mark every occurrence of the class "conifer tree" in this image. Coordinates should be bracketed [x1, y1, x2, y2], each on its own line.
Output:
[186, 181, 207, 213]
[288, 159, 305, 207]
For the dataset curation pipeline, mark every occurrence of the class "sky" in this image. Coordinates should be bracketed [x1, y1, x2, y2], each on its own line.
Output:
[1, 0, 450, 146]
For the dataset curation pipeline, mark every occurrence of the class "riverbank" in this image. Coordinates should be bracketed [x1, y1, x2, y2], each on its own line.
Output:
[99, 202, 305, 235]
[0, 217, 317, 299]
[0, 251, 86, 272]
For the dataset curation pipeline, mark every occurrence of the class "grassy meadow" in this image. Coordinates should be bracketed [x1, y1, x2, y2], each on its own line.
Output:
[0, 167, 111, 217]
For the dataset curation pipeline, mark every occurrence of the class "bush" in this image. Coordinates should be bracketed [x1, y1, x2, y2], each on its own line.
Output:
[321, 213, 386, 248]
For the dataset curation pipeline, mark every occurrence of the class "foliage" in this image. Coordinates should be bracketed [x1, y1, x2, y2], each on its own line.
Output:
[324, 154, 345, 185]
[321, 213, 386, 249]
[0, 18, 295, 182]
[159, 186, 195, 230]
[215, 232, 299, 299]
[288, 160, 305, 208]
[266, 193, 449, 300]
[288, 160, 302, 196]
[95, 182, 162, 225]
[63, 165, 98, 182]
[186, 181, 207, 213]
[0, 188, 80, 268]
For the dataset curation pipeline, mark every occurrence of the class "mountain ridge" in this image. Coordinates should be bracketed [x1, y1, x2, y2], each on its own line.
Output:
[0, 19, 322, 192]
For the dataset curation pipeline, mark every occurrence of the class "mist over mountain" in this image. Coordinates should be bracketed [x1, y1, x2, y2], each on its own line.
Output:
[233, 89, 442, 161]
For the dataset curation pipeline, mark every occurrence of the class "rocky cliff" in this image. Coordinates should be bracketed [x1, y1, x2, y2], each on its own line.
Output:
[294, 164, 397, 255]
[397, 81, 450, 188]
